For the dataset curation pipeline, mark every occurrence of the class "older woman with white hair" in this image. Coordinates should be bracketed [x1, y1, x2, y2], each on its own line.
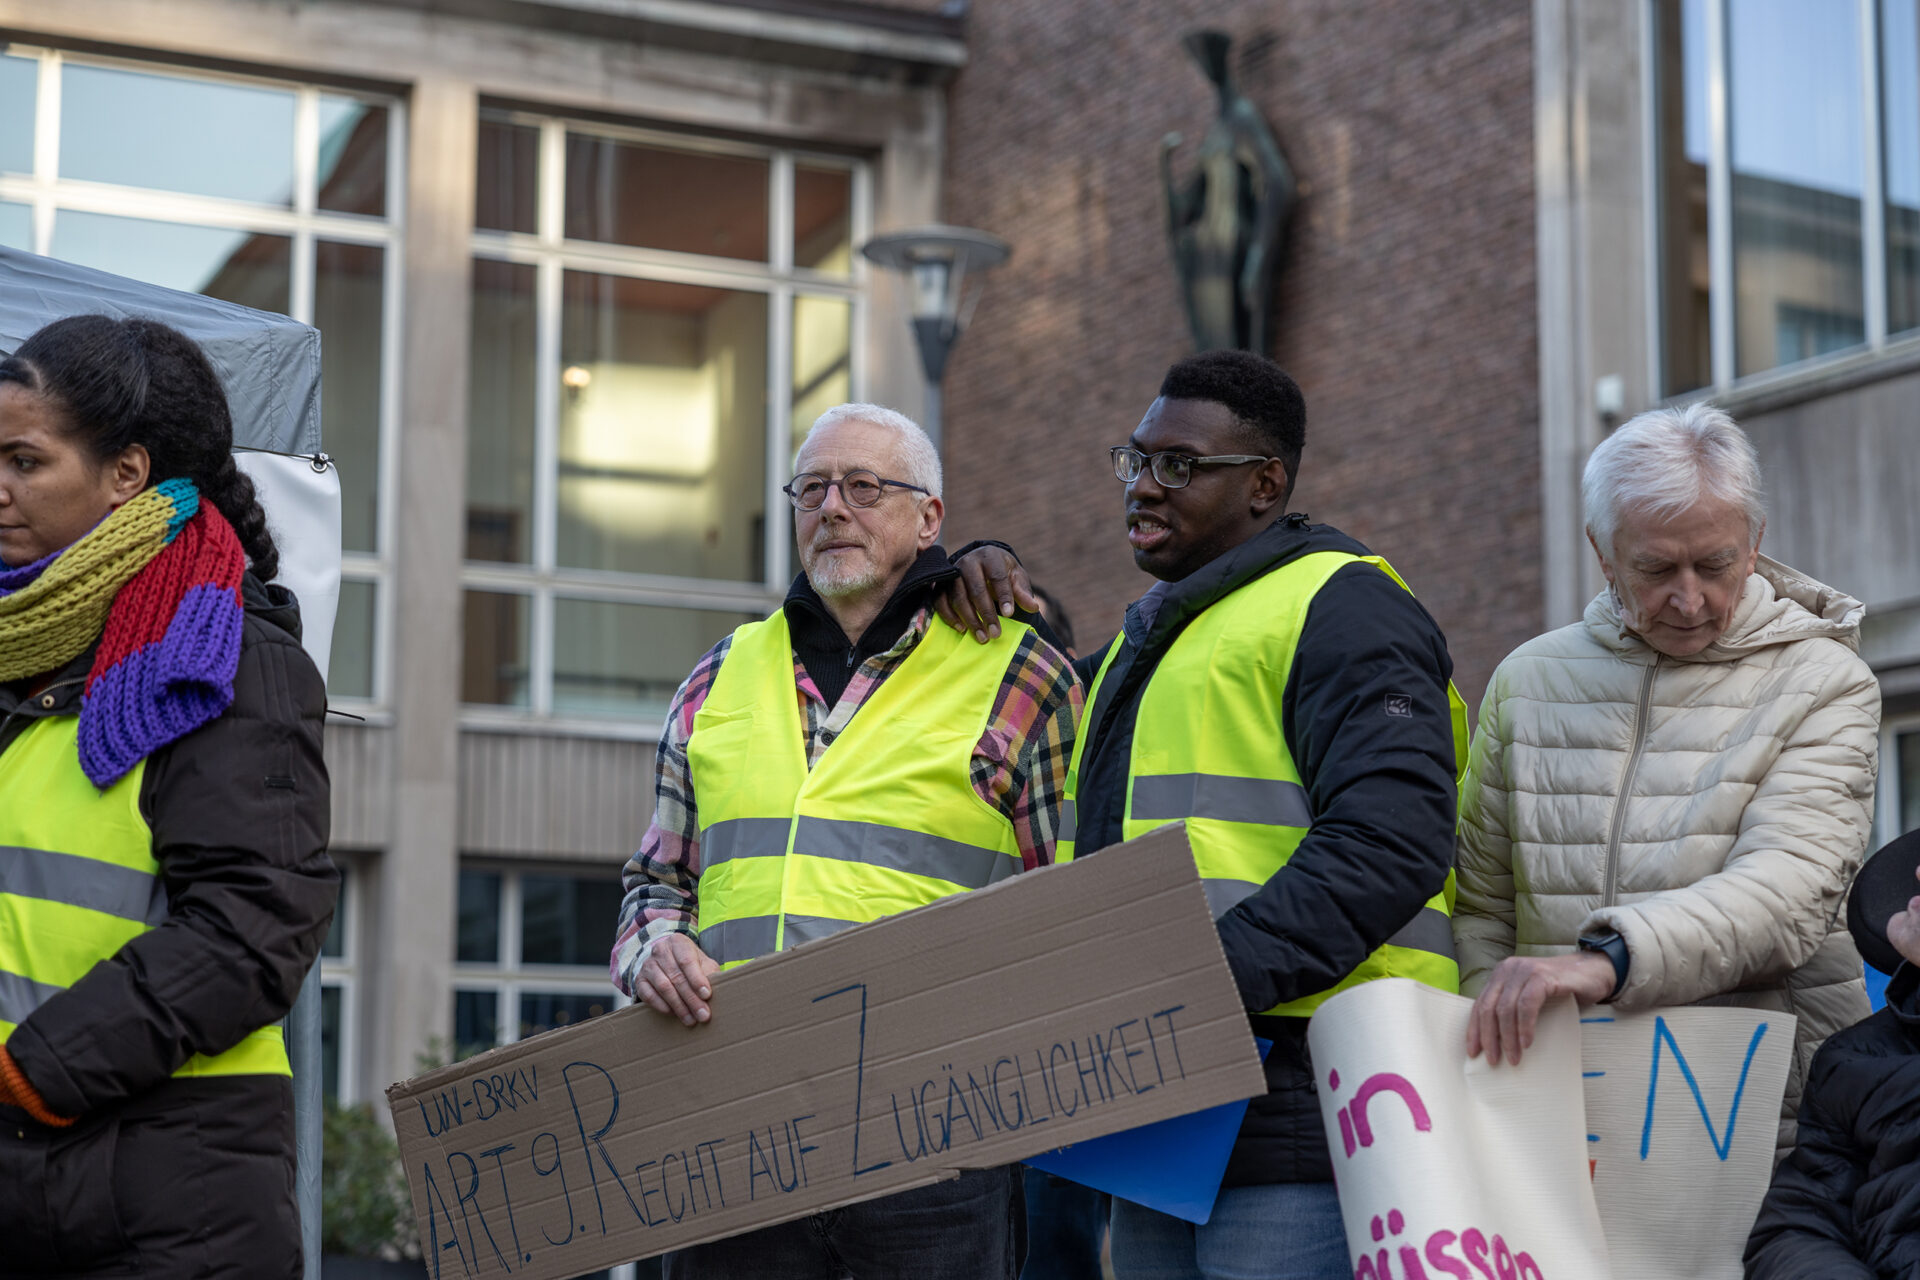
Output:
[1454, 402, 1878, 1150]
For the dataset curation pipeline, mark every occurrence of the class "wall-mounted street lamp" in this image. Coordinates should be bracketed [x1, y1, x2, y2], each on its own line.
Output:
[859, 225, 1010, 451]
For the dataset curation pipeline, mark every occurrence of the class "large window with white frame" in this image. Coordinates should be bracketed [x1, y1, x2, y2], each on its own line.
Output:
[319, 864, 358, 1104]
[0, 44, 400, 706]
[462, 106, 868, 725]
[1652, 0, 1920, 396]
[452, 864, 629, 1059]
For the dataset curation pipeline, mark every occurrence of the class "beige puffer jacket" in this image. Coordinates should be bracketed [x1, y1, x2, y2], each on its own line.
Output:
[1454, 556, 1880, 1151]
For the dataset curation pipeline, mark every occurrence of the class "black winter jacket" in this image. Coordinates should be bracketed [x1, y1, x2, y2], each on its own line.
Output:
[1070, 515, 1460, 1186]
[0, 576, 335, 1279]
[1745, 964, 1920, 1280]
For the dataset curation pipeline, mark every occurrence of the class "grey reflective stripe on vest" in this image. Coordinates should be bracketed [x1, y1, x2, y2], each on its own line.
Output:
[0, 845, 167, 926]
[698, 914, 862, 965]
[0, 967, 63, 1026]
[699, 916, 780, 966]
[1131, 774, 1313, 827]
[1385, 907, 1456, 960]
[1203, 881, 1455, 963]
[700, 818, 795, 871]
[1057, 799, 1077, 844]
[1202, 878, 1264, 919]
[792, 817, 1016, 888]
[698, 817, 1015, 888]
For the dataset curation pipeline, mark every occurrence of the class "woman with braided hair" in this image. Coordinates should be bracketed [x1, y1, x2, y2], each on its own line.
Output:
[0, 314, 335, 1277]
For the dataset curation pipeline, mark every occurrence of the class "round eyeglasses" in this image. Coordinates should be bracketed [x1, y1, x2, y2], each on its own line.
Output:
[783, 469, 931, 511]
[1109, 446, 1272, 489]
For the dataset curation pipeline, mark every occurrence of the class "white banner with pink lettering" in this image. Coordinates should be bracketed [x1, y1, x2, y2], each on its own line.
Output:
[1306, 980, 1795, 1280]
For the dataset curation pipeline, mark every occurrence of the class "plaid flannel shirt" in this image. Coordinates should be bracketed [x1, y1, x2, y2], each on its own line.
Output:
[610, 607, 1080, 995]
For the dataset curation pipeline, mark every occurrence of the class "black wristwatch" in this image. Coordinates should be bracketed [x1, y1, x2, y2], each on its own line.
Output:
[1578, 930, 1630, 1003]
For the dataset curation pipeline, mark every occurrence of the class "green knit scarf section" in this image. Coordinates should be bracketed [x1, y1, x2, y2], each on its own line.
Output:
[0, 485, 183, 682]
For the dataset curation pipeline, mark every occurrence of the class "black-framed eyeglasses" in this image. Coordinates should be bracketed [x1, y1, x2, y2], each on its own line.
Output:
[783, 469, 931, 511]
[1109, 446, 1271, 489]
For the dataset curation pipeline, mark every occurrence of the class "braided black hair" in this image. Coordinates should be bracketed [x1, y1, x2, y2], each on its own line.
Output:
[0, 314, 279, 581]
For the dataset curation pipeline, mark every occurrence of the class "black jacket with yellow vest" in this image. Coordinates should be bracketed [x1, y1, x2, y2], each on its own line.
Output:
[1068, 515, 1461, 1187]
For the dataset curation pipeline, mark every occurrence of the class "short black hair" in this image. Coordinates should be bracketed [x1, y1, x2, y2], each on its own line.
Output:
[1158, 350, 1306, 484]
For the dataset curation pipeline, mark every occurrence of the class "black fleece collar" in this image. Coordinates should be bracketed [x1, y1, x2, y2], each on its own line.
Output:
[781, 546, 957, 706]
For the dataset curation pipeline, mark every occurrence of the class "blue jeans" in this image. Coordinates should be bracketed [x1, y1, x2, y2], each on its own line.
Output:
[1109, 1182, 1349, 1280]
[661, 1166, 1018, 1280]
[1020, 1172, 1110, 1280]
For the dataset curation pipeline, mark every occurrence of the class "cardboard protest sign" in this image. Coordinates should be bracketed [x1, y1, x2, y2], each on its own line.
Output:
[1307, 980, 1612, 1280]
[1582, 1007, 1795, 1280]
[387, 825, 1266, 1279]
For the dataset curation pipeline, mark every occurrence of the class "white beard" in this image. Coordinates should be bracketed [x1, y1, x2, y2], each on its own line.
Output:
[807, 547, 882, 598]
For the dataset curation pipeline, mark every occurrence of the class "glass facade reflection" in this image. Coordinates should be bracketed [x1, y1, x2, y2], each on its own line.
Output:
[461, 591, 531, 707]
[60, 63, 296, 205]
[552, 599, 756, 718]
[316, 241, 385, 554]
[557, 275, 768, 581]
[50, 212, 291, 309]
[467, 258, 538, 564]
[563, 133, 768, 260]
[0, 201, 27, 250]
[0, 54, 32, 176]
[329, 581, 376, 702]
[1885, 0, 1920, 336]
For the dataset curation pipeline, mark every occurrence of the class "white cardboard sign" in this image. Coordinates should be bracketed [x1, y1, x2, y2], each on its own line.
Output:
[1308, 980, 1609, 1280]
[1581, 1006, 1794, 1280]
[1307, 981, 1796, 1280]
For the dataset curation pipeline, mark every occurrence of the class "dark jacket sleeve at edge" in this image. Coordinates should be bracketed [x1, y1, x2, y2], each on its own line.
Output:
[1215, 563, 1459, 1012]
[10, 618, 337, 1116]
[1743, 1035, 1878, 1280]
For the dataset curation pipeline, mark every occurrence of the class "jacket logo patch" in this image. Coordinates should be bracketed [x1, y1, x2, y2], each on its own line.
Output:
[1384, 694, 1413, 718]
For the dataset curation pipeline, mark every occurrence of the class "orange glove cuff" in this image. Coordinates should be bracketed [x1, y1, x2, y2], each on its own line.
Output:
[0, 1045, 77, 1128]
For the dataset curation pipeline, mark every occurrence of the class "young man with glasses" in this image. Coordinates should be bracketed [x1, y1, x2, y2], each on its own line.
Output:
[944, 350, 1466, 1280]
[610, 402, 1079, 1280]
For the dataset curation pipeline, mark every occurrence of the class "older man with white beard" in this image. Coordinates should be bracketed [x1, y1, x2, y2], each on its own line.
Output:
[610, 403, 1080, 1280]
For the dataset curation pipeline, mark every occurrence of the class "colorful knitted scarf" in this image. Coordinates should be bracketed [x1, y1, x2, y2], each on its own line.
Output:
[0, 478, 245, 787]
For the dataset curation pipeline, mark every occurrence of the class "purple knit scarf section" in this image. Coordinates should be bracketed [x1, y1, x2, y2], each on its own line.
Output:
[78, 580, 243, 787]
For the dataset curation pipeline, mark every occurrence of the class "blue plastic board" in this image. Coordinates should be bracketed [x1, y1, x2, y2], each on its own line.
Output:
[1024, 1038, 1272, 1225]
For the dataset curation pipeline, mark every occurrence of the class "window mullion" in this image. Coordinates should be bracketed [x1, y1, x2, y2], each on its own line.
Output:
[30, 50, 59, 256]
[768, 280, 794, 592]
[1706, 0, 1736, 389]
[1862, 0, 1889, 348]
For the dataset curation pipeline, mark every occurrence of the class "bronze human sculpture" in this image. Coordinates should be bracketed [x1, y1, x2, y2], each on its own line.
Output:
[1161, 30, 1295, 353]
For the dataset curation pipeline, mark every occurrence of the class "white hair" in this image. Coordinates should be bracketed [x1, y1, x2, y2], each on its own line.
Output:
[798, 403, 943, 497]
[1582, 401, 1764, 558]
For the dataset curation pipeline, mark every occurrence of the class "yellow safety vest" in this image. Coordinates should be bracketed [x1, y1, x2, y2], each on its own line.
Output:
[686, 611, 1027, 968]
[1060, 551, 1470, 1017]
[0, 716, 289, 1076]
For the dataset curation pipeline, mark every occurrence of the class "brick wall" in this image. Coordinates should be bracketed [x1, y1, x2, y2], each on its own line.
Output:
[936, 0, 1540, 706]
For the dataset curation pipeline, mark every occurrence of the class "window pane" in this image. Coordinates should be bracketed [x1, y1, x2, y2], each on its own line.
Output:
[50, 211, 290, 313]
[794, 166, 852, 274]
[454, 989, 500, 1057]
[553, 599, 755, 719]
[1885, 0, 1920, 334]
[60, 63, 295, 206]
[316, 242, 385, 554]
[318, 96, 388, 217]
[457, 871, 503, 963]
[564, 133, 768, 260]
[517, 990, 615, 1039]
[557, 274, 769, 581]
[1655, 0, 1711, 396]
[322, 867, 349, 958]
[320, 985, 343, 1101]
[476, 112, 539, 234]
[461, 591, 530, 707]
[1729, 0, 1865, 377]
[0, 53, 33, 175]
[329, 579, 375, 701]
[0, 202, 27, 251]
[468, 259, 536, 563]
[520, 873, 624, 966]
[792, 295, 852, 435]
